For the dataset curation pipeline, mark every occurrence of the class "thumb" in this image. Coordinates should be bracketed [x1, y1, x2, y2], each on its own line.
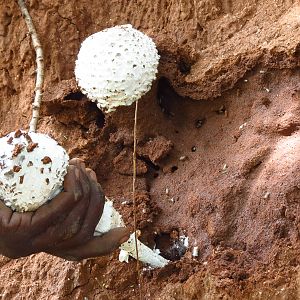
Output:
[55, 227, 130, 260]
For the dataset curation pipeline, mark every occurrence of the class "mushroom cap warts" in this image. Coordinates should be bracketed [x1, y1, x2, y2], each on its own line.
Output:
[75, 24, 160, 112]
[0, 131, 69, 212]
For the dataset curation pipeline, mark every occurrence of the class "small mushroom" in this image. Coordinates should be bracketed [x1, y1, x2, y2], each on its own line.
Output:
[0, 130, 69, 212]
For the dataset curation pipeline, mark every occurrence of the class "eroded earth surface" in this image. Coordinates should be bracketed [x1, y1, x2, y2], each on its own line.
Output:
[1, 0, 300, 299]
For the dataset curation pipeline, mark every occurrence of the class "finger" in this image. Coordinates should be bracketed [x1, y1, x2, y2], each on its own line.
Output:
[69, 158, 86, 171]
[30, 165, 81, 232]
[5, 212, 23, 232]
[71, 172, 105, 238]
[63, 165, 84, 199]
[86, 169, 105, 199]
[0, 200, 34, 235]
[31, 167, 91, 250]
[50, 171, 104, 250]
[0, 201, 13, 230]
[50, 227, 130, 260]
[86, 168, 97, 182]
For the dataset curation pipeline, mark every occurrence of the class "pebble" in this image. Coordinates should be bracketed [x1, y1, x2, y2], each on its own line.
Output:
[192, 246, 199, 257]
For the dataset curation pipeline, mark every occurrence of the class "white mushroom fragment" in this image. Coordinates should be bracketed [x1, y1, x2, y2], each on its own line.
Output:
[95, 199, 169, 268]
[0, 130, 69, 212]
[75, 24, 160, 112]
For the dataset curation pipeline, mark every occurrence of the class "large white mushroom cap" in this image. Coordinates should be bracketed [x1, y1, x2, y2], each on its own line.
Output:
[0, 130, 69, 212]
[75, 24, 160, 112]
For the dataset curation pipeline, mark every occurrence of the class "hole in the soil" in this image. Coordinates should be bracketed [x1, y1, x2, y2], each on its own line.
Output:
[89, 102, 106, 128]
[157, 77, 175, 117]
[171, 166, 178, 173]
[96, 113, 105, 128]
[64, 91, 86, 101]
[178, 58, 191, 74]
[278, 123, 300, 136]
[291, 89, 300, 100]
[295, 43, 300, 57]
[215, 105, 227, 115]
[155, 232, 187, 261]
[196, 22, 204, 32]
[261, 97, 271, 107]
[138, 155, 160, 171]
[195, 118, 206, 128]
[234, 272, 249, 281]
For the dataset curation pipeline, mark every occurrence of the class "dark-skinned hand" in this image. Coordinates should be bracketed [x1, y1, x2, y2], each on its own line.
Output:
[0, 158, 130, 260]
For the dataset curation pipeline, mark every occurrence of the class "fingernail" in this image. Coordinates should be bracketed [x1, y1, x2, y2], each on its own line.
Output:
[119, 235, 130, 244]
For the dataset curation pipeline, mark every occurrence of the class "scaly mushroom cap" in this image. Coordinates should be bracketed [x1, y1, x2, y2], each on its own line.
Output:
[75, 24, 160, 112]
[0, 130, 69, 212]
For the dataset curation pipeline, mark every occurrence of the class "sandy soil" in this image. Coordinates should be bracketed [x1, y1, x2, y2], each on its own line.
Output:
[1, 0, 300, 299]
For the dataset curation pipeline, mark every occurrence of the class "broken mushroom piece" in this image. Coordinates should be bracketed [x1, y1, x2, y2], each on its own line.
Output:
[75, 24, 160, 112]
[0, 130, 69, 212]
[95, 199, 169, 268]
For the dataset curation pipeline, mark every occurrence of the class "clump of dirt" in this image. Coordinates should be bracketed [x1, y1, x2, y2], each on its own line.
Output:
[138, 136, 173, 165]
[1, 0, 300, 299]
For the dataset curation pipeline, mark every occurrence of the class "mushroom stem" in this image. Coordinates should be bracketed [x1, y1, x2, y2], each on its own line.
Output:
[95, 199, 169, 268]
[120, 233, 169, 268]
[17, 0, 44, 132]
[132, 100, 141, 276]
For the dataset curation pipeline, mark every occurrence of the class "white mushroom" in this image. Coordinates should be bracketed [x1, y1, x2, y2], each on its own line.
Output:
[0, 130, 69, 212]
[75, 25, 167, 268]
[75, 24, 160, 112]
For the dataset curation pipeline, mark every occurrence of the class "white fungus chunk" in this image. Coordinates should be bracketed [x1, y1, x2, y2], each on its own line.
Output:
[75, 24, 160, 112]
[0, 130, 69, 212]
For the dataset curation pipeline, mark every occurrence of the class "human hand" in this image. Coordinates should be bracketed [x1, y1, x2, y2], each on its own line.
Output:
[0, 158, 130, 260]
